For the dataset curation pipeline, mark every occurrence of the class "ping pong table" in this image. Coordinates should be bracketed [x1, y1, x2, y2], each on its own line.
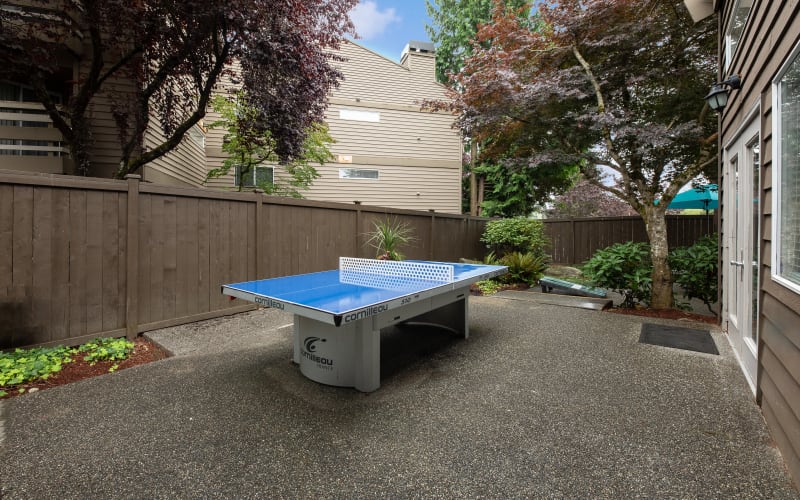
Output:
[222, 257, 507, 392]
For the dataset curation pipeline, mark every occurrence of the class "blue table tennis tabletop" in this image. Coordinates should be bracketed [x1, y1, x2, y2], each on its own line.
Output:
[222, 260, 507, 325]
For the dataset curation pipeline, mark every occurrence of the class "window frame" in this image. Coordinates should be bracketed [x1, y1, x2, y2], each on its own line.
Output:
[339, 168, 379, 180]
[235, 164, 274, 188]
[339, 109, 380, 123]
[724, 0, 753, 71]
[771, 38, 800, 293]
[186, 124, 205, 149]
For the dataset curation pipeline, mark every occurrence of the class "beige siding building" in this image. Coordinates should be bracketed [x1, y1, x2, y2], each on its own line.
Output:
[202, 40, 462, 213]
[313, 41, 462, 213]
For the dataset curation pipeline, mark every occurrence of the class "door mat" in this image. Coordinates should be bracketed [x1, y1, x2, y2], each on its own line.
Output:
[639, 323, 719, 355]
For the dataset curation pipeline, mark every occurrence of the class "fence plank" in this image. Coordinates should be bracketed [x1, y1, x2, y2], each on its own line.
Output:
[85, 190, 104, 334]
[68, 190, 87, 337]
[50, 188, 70, 342]
[197, 198, 211, 314]
[162, 195, 178, 322]
[176, 196, 198, 317]
[0, 185, 12, 292]
[149, 195, 165, 322]
[102, 192, 120, 331]
[31, 187, 52, 345]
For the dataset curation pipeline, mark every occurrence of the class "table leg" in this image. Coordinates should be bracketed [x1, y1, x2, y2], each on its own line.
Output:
[354, 318, 381, 392]
[292, 315, 301, 364]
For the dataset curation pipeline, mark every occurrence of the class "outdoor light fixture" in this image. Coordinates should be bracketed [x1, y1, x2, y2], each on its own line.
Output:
[704, 74, 742, 113]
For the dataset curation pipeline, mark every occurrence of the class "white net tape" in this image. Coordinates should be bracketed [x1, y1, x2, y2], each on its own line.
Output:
[339, 257, 454, 289]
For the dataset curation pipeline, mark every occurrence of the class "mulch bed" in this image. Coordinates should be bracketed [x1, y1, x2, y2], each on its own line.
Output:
[607, 306, 718, 324]
[1, 337, 169, 400]
[470, 282, 718, 325]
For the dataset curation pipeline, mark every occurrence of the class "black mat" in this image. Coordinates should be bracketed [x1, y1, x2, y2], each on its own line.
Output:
[639, 323, 718, 355]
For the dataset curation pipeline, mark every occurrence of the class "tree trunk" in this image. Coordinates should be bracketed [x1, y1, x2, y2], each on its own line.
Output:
[643, 206, 673, 309]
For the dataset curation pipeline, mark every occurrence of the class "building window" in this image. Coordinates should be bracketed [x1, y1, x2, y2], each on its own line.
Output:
[339, 168, 379, 180]
[724, 0, 752, 70]
[773, 43, 800, 291]
[0, 81, 64, 157]
[235, 165, 274, 188]
[186, 125, 205, 149]
[339, 109, 380, 123]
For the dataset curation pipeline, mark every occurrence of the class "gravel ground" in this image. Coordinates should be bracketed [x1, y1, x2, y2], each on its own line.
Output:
[0, 297, 795, 498]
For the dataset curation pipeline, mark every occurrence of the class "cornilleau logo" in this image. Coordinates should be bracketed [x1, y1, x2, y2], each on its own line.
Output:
[304, 337, 325, 352]
[301, 337, 333, 366]
[254, 296, 284, 310]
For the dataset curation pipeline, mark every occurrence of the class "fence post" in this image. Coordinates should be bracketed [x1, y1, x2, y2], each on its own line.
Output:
[429, 210, 436, 260]
[570, 219, 576, 264]
[125, 174, 140, 340]
[253, 189, 264, 279]
[354, 201, 362, 258]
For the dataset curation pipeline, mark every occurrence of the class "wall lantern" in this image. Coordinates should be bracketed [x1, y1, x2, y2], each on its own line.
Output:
[704, 74, 742, 113]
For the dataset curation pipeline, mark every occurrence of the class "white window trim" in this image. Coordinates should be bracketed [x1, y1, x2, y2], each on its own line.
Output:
[724, 0, 753, 71]
[339, 109, 380, 123]
[771, 38, 800, 294]
[186, 125, 205, 149]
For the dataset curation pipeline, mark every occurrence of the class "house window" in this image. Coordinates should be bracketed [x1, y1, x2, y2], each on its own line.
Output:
[724, 0, 752, 70]
[186, 125, 205, 149]
[773, 43, 800, 291]
[339, 168, 379, 180]
[235, 165, 274, 188]
[339, 109, 380, 123]
[0, 81, 64, 156]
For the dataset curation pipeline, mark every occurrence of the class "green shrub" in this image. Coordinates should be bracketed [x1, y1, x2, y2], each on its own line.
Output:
[475, 279, 502, 295]
[480, 217, 549, 258]
[669, 234, 718, 315]
[500, 251, 548, 286]
[582, 241, 652, 308]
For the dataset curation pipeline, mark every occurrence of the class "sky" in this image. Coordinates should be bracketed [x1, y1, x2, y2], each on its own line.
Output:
[348, 0, 433, 63]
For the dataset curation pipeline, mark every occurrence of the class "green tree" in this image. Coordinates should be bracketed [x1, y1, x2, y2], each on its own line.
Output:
[426, 0, 574, 215]
[448, 0, 717, 309]
[206, 94, 332, 198]
[425, 0, 531, 86]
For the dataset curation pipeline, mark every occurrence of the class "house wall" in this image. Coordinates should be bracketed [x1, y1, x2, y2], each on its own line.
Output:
[315, 41, 461, 212]
[0, 44, 126, 177]
[204, 41, 463, 213]
[717, 0, 800, 485]
[142, 121, 208, 188]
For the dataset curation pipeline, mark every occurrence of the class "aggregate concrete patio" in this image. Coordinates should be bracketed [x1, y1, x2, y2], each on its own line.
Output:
[0, 296, 796, 498]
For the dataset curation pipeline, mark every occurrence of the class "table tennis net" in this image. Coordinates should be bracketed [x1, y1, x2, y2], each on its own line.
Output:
[339, 257, 454, 289]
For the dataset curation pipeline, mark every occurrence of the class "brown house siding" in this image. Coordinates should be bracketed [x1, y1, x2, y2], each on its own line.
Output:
[716, 0, 800, 486]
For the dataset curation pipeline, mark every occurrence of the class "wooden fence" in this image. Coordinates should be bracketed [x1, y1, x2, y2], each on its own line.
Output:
[0, 170, 489, 350]
[542, 215, 717, 265]
[1, 170, 718, 350]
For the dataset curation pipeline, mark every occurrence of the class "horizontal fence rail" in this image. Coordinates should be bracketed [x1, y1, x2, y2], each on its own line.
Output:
[0, 170, 490, 349]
